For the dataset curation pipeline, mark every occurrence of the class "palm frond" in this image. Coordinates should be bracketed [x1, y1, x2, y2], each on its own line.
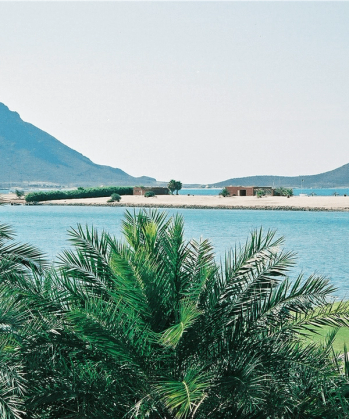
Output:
[160, 300, 202, 349]
[156, 368, 210, 419]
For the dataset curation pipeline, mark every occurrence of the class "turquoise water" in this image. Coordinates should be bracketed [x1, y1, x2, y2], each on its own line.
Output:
[180, 189, 220, 195]
[1, 205, 349, 298]
[181, 188, 349, 196]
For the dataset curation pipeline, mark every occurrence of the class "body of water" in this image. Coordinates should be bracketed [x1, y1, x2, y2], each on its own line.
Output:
[181, 188, 349, 196]
[1, 205, 349, 298]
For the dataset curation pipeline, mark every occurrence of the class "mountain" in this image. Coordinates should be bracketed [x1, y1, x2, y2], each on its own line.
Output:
[211, 164, 349, 188]
[0, 103, 156, 187]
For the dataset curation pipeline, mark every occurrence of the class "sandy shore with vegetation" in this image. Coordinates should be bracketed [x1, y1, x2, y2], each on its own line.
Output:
[5, 193, 349, 211]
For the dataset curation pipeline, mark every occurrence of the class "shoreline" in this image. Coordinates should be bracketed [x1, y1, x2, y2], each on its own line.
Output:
[41, 203, 349, 212]
[5, 194, 349, 212]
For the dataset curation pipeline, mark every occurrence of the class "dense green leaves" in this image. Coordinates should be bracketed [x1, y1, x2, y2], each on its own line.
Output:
[168, 180, 182, 195]
[274, 187, 294, 197]
[25, 186, 133, 202]
[219, 187, 230, 197]
[0, 209, 349, 417]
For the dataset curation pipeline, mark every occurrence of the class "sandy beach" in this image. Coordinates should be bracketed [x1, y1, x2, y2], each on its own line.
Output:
[5, 193, 349, 212]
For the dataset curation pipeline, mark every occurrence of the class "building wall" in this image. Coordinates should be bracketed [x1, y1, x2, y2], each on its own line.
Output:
[225, 186, 274, 196]
[133, 187, 169, 196]
[226, 186, 254, 196]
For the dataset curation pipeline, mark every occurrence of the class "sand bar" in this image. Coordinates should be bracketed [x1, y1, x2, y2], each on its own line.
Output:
[6, 194, 349, 212]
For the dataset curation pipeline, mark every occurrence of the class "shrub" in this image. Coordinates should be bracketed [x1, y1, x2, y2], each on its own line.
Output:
[144, 191, 155, 197]
[256, 189, 266, 198]
[25, 186, 133, 202]
[219, 187, 230, 197]
[274, 187, 294, 197]
[108, 193, 121, 203]
[15, 189, 25, 199]
[111, 193, 121, 202]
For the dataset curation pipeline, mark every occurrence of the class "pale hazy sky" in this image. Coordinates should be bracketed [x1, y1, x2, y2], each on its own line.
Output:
[1, 1, 348, 184]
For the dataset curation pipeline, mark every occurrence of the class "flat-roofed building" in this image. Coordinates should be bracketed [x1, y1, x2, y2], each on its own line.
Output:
[225, 186, 274, 196]
[133, 186, 169, 196]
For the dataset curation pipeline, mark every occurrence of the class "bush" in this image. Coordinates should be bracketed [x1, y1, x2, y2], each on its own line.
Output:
[15, 189, 25, 199]
[284, 188, 293, 197]
[25, 186, 133, 202]
[144, 191, 155, 197]
[108, 193, 121, 203]
[256, 189, 266, 198]
[274, 187, 293, 198]
[219, 187, 230, 197]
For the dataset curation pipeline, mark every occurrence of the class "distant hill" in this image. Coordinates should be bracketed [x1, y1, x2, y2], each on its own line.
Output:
[0, 103, 156, 187]
[211, 164, 349, 188]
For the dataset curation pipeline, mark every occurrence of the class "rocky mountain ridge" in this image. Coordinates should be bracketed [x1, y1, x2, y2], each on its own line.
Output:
[0, 103, 156, 187]
[211, 164, 349, 189]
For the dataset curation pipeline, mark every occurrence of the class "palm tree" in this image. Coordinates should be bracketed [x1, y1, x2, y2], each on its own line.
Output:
[174, 180, 182, 195]
[14, 210, 349, 418]
[168, 180, 182, 195]
[0, 224, 47, 280]
[3, 209, 349, 418]
[0, 222, 47, 419]
[168, 179, 177, 195]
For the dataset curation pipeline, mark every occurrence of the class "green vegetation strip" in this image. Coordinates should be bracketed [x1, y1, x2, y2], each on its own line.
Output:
[25, 186, 133, 202]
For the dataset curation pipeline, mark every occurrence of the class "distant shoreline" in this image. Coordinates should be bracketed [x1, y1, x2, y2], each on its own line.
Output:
[41, 202, 349, 212]
[4, 194, 348, 212]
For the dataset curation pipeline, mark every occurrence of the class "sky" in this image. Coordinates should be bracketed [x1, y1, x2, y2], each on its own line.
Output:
[0, 2, 348, 184]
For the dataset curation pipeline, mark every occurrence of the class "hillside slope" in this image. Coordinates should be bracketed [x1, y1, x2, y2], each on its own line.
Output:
[0, 103, 155, 187]
[212, 164, 349, 188]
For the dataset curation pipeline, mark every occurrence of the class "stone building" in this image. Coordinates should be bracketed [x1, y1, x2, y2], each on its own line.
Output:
[225, 186, 274, 196]
[133, 186, 169, 196]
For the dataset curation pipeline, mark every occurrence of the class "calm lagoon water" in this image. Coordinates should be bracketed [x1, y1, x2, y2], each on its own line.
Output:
[181, 188, 349, 196]
[1, 205, 349, 298]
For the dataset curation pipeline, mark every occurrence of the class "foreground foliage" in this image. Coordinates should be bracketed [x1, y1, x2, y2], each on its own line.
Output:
[1, 209, 349, 418]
